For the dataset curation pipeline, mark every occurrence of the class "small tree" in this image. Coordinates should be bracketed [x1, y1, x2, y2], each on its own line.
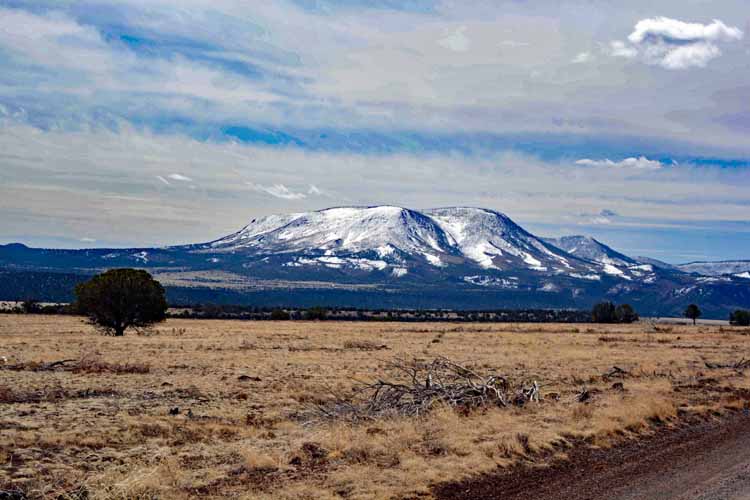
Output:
[75, 269, 167, 336]
[270, 308, 291, 321]
[592, 301, 617, 323]
[615, 304, 639, 324]
[304, 307, 328, 321]
[21, 299, 40, 314]
[684, 304, 701, 325]
[730, 310, 750, 327]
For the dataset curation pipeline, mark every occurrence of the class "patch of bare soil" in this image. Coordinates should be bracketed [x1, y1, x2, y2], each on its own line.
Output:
[434, 409, 750, 500]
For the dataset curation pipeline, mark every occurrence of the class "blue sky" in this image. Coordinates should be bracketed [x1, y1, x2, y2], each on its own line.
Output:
[0, 0, 749, 262]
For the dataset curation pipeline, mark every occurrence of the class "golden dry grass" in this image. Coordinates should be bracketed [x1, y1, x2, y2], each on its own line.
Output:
[1, 315, 750, 499]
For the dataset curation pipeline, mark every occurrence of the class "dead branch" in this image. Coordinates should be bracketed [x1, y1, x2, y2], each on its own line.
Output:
[37, 359, 77, 371]
[576, 387, 591, 403]
[309, 357, 541, 422]
[0, 359, 77, 371]
[603, 366, 629, 379]
[704, 358, 750, 370]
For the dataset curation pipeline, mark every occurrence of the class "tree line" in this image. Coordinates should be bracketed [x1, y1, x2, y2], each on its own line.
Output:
[4, 268, 749, 335]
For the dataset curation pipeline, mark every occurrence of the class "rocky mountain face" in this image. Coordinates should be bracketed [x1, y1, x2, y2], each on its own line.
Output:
[1, 206, 748, 318]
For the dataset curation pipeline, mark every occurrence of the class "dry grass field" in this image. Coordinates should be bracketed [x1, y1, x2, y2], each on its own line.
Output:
[2, 315, 750, 499]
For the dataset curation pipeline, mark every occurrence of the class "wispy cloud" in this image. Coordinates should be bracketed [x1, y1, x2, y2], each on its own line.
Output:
[438, 26, 470, 52]
[1, 123, 748, 246]
[246, 183, 308, 200]
[168, 173, 193, 182]
[571, 51, 592, 64]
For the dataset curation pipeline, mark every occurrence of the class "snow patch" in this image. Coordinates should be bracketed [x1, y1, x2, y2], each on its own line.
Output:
[392, 267, 408, 278]
[569, 273, 601, 281]
[424, 254, 444, 267]
[463, 276, 519, 289]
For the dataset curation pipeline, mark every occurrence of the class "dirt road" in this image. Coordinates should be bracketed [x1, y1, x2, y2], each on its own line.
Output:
[435, 412, 750, 500]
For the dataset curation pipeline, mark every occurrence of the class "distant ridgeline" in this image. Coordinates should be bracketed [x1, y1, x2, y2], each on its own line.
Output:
[0, 269, 591, 322]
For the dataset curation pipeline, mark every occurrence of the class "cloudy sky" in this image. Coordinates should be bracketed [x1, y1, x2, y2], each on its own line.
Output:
[1, 0, 749, 262]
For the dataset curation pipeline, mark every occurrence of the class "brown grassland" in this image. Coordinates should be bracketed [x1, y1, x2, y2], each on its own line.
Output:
[2, 315, 750, 499]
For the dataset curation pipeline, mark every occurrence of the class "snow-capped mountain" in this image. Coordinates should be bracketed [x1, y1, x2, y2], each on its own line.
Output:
[208, 207, 582, 270]
[195, 206, 610, 278]
[543, 235, 636, 267]
[1, 205, 748, 318]
[205, 206, 455, 260]
[677, 260, 750, 277]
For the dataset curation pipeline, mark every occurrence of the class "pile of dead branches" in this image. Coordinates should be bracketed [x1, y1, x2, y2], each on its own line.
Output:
[311, 356, 540, 422]
[704, 358, 750, 370]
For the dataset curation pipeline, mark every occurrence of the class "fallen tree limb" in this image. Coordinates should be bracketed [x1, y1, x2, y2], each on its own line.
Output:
[309, 356, 542, 423]
[603, 366, 629, 379]
[704, 358, 750, 370]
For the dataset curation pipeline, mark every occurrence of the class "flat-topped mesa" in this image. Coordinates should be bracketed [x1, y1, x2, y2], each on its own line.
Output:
[205, 206, 455, 260]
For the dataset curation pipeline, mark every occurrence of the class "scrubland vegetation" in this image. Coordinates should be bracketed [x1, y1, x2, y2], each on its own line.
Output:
[2, 315, 750, 499]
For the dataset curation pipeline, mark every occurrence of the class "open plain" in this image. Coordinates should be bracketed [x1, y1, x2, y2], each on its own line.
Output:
[2, 315, 750, 499]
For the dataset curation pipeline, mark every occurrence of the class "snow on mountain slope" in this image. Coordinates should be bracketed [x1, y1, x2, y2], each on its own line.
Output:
[544, 235, 636, 267]
[678, 260, 750, 277]
[425, 207, 581, 272]
[635, 256, 678, 270]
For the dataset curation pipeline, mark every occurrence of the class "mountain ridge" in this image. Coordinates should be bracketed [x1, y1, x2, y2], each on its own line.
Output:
[1, 205, 748, 318]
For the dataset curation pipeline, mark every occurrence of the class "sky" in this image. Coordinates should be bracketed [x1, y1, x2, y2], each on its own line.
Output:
[0, 0, 749, 263]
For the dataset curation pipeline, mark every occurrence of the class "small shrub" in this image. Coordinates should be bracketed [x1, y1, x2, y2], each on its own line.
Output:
[270, 309, 290, 321]
[304, 307, 328, 321]
[730, 310, 750, 327]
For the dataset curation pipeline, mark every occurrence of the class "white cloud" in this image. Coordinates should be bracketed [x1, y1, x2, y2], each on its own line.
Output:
[156, 175, 171, 186]
[79, 237, 96, 243]
[608, 41, 638, 59]
[609, 17, 743, 69]
[246, 183, 308, 200]
[168, 173, 193, 182]
[438, 26, 470, 52]
[627, 17, 743, 45]
[590, 216, 612, 225]
[576, 157, 663, 169]
[659, 42, 720, 70]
